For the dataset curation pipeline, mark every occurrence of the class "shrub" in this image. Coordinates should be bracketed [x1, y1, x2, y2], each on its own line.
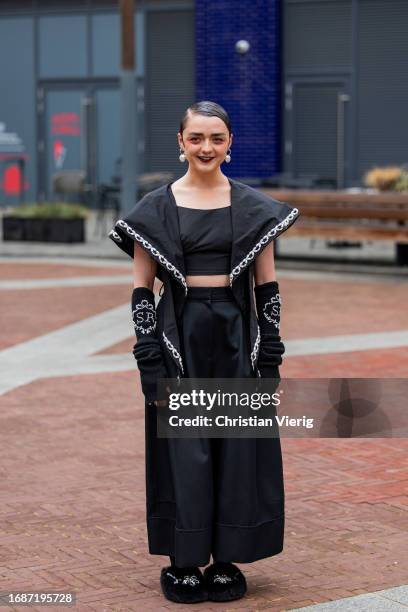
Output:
[394, 172, 408, 192]
[7, 202, 90, 219]
[363, 166, 403, 191]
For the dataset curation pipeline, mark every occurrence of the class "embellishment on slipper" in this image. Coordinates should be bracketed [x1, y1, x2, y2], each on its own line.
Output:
[167, 571, 179, 584]
[165, 571, 200, 587]
[132, 298, 156, 335]
[262, 293, 281, 330]
[182, 575, 200, 586]
[213, 574, 233, 584]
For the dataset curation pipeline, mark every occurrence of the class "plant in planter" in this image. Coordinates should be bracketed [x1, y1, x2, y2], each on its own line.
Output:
[363, 166, 408, 192]
[2, 202, 89, 243]
[394, 171, 408, 193]
[363, 166, 408, 266]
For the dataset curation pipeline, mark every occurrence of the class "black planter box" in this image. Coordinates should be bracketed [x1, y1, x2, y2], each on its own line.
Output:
[2, 217, 85, 243]
[396, 243, 408, 266]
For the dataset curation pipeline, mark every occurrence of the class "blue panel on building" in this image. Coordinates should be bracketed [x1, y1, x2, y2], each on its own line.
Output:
[195, 0, 281, 178]
[91, 13, 120, 77]
[39, 15, 88, 78]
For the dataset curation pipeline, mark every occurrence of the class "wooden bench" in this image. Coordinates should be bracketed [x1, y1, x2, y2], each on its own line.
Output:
[262, 189, 408, 265]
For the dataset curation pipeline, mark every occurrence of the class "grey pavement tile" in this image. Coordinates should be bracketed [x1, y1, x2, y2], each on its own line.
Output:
[377, 586, 408, 606]
[291, 586, 408, 611]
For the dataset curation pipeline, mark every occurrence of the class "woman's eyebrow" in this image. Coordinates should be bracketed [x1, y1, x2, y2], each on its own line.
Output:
[188, 132, 226, 137]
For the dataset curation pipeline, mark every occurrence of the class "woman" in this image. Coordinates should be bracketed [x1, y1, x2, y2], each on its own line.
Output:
[109, 101, 299, 604]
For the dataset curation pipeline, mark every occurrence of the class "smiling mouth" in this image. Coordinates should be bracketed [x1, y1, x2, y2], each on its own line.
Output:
[198, 156, 215, 162]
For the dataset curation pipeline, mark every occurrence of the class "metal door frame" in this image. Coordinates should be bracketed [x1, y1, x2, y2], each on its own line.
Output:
[36, 78, 118, 201]
[284, 76, 352, 188]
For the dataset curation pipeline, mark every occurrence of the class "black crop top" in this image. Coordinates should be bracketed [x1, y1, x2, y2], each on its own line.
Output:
[177, 206, 232, 275]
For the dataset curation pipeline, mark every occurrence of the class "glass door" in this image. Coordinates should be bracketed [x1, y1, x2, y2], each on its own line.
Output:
[38, 83, 120, 203]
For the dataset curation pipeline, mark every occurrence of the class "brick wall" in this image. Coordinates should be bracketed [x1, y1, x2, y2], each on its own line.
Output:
[195, 0, 282, 179]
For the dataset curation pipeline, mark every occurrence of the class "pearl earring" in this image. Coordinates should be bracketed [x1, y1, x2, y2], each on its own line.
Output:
[225, 148, 232, 163]
[179, 149, 186, 163]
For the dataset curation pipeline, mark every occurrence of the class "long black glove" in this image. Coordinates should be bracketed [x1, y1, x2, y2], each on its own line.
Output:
[131, 287, 168, 404]
[254, 281, 285, 380]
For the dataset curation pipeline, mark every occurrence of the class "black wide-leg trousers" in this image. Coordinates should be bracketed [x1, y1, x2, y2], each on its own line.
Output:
[145, 286, 285, 567]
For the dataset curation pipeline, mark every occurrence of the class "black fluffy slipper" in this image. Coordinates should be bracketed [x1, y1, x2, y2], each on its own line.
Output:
[160, 565, 208, 604]
[204, 561, 247, 602]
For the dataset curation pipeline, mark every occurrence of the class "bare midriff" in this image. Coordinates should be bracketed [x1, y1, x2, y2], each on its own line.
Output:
[186, 274, 230, 287]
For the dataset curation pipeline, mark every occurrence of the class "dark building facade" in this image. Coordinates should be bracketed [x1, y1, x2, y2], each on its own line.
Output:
[1, 0, 408, 204]
[0, 0, 195, 205]
[282, 0, 408, 189]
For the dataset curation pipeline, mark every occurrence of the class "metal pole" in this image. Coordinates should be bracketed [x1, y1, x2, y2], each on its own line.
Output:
[336, 92, 350, 190]
[120, 0, 138, 214]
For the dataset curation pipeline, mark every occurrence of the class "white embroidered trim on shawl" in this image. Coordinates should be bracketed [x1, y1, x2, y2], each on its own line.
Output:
[162, 331, 184, 374]
[112, 220, 188, 294]
[229, 207, 299, 284]
[109, 230, 122, 242]
[250, 325, 260, 371]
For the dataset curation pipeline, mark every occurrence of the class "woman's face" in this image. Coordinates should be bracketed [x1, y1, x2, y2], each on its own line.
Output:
[178, 113, 233, 172]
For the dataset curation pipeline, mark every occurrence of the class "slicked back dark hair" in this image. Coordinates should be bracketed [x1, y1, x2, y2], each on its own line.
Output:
[179, 101, 232, 135]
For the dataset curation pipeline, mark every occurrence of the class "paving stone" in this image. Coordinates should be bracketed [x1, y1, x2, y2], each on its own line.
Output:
[0, 258, 407, 610]
[291, 589, 408, 610]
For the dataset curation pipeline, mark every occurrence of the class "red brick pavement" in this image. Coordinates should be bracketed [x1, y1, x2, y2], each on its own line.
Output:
[1, 262, 407, 610]
[284, 347, 408, 378]
[1, 373, 407, 611]
[0, 263, 162, 351]
[282, 277, 408, 339]
[0, 286, 132, 351]
[0, 262, 129, 281]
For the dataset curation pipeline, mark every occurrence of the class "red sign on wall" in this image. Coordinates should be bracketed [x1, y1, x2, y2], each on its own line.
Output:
[53, 140, 67, 169]
[0, 155, 29, 196]
[51, 113, 80, 136]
